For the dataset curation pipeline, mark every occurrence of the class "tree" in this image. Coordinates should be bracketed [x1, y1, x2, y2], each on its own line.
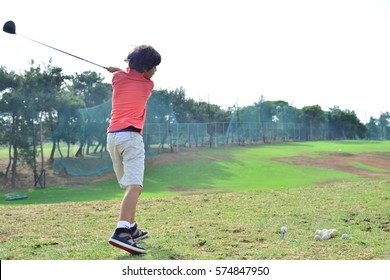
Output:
[53, 93, 85, 158]
[0, 67, 31, 187]
[22, 62, 71, 168]
[0, 67, 20, 153]
[164, 87, 231, 123]
[69, 71, 112, 157]
[147, 89, 175, 123]
[71, 71, 111, 107]
[378, 112, 390, 140]
[300, 105, 326, 140]
[328, 107, 367, 139]
[367, 112, 390, 140]
[0, 67, 21, 185]
[366, 117, 379, 140]
[1, 62, 76, 186]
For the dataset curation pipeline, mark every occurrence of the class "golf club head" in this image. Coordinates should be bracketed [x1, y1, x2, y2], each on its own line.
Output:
[3, 20, 16, 34]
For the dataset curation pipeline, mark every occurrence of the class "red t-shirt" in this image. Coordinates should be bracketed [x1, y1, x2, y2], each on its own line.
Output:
[107, 68, 154, 134]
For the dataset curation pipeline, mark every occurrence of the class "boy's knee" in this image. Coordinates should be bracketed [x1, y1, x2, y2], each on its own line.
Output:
[126, 185, 142, 194]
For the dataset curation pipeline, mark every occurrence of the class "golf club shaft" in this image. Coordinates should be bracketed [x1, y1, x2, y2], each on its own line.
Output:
[18, 34, 106, 69]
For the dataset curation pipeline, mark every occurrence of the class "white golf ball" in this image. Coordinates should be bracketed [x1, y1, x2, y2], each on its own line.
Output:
[342, 234, 349, 239]
[315, 229, 321, 235]
[319, 229, 327, 235]
[322, 233, 332, 240]
[281, 226, 288, 233]
[314, 235, 321, 241]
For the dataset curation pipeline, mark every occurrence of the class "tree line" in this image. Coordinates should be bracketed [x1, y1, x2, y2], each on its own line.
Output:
[1, 61, 389, 187]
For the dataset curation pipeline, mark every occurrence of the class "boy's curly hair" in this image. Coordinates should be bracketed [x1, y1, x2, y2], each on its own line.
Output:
[125, 45, 161, 73]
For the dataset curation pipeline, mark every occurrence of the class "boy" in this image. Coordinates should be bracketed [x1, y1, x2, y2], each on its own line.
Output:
[106, 45, 161, 254]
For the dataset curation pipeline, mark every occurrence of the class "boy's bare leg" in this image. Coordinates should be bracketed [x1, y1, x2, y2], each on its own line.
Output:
[108, 184, 146, 254]
[120, 185, 142, 223]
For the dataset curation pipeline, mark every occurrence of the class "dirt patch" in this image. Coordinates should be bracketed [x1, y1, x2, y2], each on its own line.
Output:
[274, 152, 390, 177]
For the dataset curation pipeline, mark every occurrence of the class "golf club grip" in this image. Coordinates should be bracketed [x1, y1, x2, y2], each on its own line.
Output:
[19, 34, 106, 69]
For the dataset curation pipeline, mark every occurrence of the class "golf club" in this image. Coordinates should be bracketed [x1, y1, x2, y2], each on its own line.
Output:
[3, 20, 106, 69]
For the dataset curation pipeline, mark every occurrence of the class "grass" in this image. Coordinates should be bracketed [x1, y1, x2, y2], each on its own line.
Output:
[0, 178, 389, 260]
[0, 140, 389, 259]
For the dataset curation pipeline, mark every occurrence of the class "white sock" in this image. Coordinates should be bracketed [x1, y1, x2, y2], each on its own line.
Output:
[117, 221, 131, 229]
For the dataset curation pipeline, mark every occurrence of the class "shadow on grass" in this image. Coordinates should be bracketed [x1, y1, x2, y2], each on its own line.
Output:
[113, 247, 183, 260]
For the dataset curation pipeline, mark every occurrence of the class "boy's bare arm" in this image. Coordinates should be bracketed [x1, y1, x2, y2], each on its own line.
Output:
[106, 67, 123, 73]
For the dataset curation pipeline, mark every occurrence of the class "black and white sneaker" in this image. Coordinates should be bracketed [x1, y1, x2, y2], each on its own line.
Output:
[108, 228, 146, 254]
[129, 223, 149, 241]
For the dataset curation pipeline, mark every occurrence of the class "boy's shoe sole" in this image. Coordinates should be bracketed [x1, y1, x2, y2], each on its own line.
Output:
[108, 235, 146, 255]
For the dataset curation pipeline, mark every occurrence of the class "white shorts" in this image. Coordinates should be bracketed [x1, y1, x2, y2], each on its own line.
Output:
[107, 132, 145, 188]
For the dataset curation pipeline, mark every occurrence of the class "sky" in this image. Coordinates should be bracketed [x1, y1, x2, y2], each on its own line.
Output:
[1, 0, 390, 123]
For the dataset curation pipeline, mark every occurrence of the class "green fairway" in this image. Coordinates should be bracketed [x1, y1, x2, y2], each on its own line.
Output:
[143, 143, 357, 193]
[1, 140, 390, 205]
